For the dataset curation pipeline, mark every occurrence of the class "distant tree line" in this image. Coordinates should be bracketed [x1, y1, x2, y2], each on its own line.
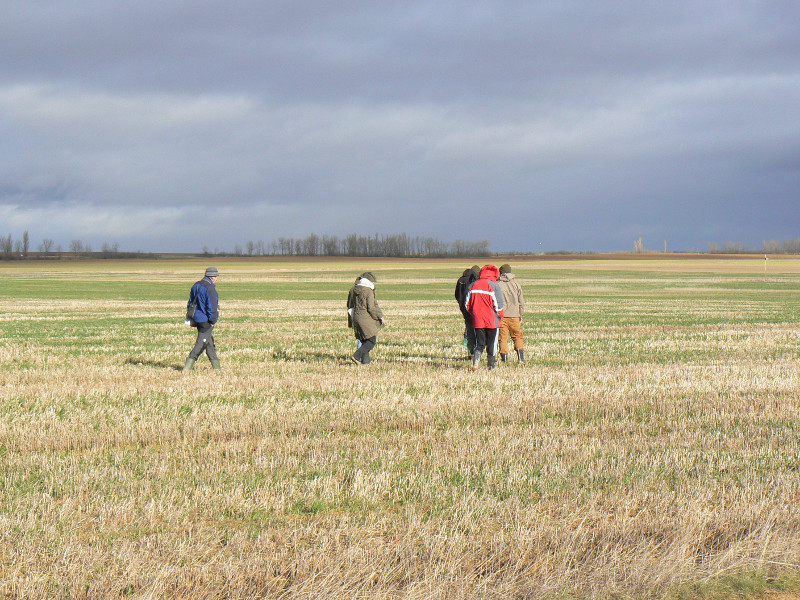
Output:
[707, 238, 800, 254]
[210, 233, 492, 258]
[633, 237, 800, 255]
[0, 231, 153, 260]
[6, 229, 800, 259]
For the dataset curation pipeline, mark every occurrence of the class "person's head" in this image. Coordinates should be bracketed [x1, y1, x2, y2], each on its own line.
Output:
[499, 264, 512, 275]
[205, 266, 219, 281]
[361, 271, 376, 283]
[479, 264, 500, 281]
[470, 265, 480, 277]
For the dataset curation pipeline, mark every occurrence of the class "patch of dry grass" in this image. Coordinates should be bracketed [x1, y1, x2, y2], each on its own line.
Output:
[0, 258, 798, 599]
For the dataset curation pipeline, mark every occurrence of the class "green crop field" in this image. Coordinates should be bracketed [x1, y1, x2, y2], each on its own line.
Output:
[0, 256, 798, 599]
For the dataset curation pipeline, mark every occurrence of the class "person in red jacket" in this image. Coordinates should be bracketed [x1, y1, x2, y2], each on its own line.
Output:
[465, 264, 505, 370]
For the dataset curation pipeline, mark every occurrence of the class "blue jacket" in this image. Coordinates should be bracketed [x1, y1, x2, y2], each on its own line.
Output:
[188, 277, 219, 325]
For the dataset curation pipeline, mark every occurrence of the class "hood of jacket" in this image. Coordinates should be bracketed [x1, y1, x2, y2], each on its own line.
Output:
[499, 272, 516, 282]
[357, 277, 375, 289]
[479, 264, 500, 281]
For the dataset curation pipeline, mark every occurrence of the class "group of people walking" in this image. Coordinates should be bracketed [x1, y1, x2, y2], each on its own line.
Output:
[455, 263, 526, 369]
[182, 263, 524, 370]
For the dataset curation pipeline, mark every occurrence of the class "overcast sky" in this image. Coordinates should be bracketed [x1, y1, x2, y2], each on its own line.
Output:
[1, 1, 799, 253]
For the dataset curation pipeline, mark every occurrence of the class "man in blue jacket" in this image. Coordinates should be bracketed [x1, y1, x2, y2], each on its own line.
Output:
[183, 266, 221, 371]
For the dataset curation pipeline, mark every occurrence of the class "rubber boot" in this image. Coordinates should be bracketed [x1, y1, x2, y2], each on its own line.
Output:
[488, 354, 497, 370]
[211, 359, 221, 370]
[182, 357, 196, 371]
[516, 349, 525, 362]
[472, 350, 481, 370]
[500, 353, 508, 362]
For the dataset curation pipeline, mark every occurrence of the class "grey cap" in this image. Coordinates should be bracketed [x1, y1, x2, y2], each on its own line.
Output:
[205, 266, 219, 278]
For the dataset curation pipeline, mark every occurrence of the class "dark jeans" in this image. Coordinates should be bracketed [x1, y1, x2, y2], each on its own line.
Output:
[354, 336, 377, 364]
[474, 328, 498, 356]
[188, 322, 218, 361]
[462, 313, 476, 353]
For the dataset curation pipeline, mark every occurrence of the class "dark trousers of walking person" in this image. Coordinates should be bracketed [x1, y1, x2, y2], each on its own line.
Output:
[353, 336, 377, 364]
[189, 323, 219, 364]
[462, 313, 476, 354]
[473, 328, 498, 369]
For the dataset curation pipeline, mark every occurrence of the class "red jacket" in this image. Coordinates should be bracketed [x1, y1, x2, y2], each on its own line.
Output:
[465, 265, 504, 329]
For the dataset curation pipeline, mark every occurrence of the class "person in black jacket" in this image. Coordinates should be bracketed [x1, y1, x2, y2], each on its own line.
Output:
[454, 265, 480, 355]
[183, 266, 221, 371]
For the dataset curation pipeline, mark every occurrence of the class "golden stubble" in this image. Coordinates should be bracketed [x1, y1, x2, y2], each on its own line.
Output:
[0, 273, 799, 599]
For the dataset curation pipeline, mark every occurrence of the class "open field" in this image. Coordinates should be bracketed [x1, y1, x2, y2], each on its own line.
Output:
[0, 256, 799, 599]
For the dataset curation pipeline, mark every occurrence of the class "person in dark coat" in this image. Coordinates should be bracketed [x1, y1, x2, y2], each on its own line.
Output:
[454, 265, 480, 354]
[347, 272, 385, 365]
[183, 266, 220, 371]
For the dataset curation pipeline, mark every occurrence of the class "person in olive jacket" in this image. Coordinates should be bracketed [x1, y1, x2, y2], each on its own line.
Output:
[347, 272, 385, 365]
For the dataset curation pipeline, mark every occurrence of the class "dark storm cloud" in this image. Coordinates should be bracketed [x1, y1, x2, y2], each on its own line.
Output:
[1, 0, 799, 251]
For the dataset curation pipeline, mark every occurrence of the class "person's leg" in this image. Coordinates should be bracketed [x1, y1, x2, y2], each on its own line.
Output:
[473, 328, 487, 368]
[359, 336, 377, 364]
[499, 318, 510, 360]
[185, 323, 212, 370]
[505, 318, 524, 361]
[203, 326, 219, 366]
[486, 328, 499, 370]
[188, 324, 210, 359]
[509, 317, 524, 351]
[465, 315, 476, 354]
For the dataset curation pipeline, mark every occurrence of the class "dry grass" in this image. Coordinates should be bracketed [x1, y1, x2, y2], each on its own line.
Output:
[0, 258, 799, 599]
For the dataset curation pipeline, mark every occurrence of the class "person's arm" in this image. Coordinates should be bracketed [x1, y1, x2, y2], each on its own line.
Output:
[367, 290, 385, 325]
[491, 281, 504, 319]
[206, 284, 219, 324]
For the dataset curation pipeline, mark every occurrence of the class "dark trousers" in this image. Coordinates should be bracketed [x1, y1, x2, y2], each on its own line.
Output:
[354, 336, 377, 364]
[188, 322, 218, 361]
[474, 328, 498, 356]
[462, 312, 476, 353]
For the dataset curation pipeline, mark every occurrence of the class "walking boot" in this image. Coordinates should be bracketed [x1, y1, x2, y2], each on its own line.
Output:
[182, 357, 196, 371]
[516, 349, 525, 362]
[500, 353, 508, 362]
[211, 359, 221, 370]
[488, 354, 496, 370]
[472, 350, 481, 370]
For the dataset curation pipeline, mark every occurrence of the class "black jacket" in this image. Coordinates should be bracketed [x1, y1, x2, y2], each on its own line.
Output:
[454, 269, 477, 318]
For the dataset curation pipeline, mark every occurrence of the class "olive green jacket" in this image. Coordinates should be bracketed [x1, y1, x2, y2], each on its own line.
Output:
[348, 280, 384, 341]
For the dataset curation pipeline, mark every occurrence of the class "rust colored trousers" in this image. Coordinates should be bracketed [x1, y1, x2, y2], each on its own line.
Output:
[499, 317, 524, 354]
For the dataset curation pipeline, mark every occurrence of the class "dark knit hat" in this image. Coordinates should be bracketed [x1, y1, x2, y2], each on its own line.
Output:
[471, 265, 480, 276]
[499, 264, 511, 274]
[205, 266, 220, 278]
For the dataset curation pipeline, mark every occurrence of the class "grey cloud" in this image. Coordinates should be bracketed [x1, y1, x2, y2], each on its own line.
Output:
[1, 0, 799, 252]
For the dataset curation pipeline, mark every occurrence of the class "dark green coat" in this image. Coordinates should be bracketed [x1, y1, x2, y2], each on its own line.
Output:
[348, 283, 384, 341]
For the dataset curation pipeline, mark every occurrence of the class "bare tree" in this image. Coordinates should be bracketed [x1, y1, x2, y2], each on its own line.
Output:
[39, 238, 55, 255]
[1, 234, 12, 258]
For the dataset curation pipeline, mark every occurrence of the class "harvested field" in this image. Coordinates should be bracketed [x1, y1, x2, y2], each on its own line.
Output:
[0, 257, 798, 599]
